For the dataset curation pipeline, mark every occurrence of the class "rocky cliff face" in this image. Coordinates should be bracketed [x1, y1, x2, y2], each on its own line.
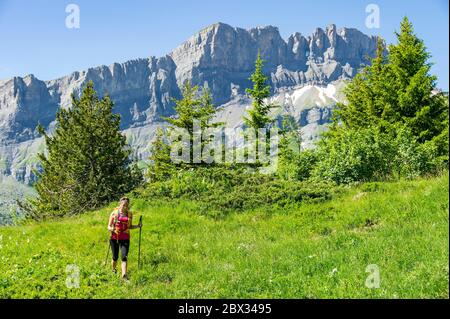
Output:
[170, 23, 377, 103]
[0, 22, 380, 184]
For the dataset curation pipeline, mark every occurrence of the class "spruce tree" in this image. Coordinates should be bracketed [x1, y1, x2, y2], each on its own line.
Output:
[244, 52, 279, 164]
[147, 127, 173, 181]
[162, 81, 222, 164]
[334, 17, 448, 145]
[279, 115, 302, 154]
[28, 81, 142, 219]
[244, 52, 278, 129]
[388, 16, 448, 143]
[335, 36, 388, 129]
[277, 115, 302, 179]
[165, 82, 220, 134]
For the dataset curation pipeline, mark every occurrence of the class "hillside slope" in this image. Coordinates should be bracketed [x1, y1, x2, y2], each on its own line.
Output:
[0, 174, 448, 298]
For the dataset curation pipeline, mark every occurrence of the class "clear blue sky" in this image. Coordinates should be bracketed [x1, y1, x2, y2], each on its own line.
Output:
[0, 0, 448, 90]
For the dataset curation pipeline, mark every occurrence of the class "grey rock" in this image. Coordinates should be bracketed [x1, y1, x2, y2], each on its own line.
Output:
[0, 75, 57, 143]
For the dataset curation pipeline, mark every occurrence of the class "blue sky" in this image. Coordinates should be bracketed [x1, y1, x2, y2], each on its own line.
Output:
[0, 0, 448, 90]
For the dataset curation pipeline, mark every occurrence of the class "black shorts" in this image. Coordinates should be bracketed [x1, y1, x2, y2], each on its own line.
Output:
[110, 239, 130, 262]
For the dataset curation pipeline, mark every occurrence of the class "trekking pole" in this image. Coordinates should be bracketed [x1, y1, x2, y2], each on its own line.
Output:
[138, 216, 143, 270]
[104, 235, 111, 266]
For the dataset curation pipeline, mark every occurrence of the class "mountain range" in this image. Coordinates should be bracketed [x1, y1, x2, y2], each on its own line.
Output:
[0, 22, 380, 184]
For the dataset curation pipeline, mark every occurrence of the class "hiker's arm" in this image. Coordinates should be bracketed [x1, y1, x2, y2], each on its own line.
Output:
[129, 214, 141, 229]
[107, 213, 115, 232]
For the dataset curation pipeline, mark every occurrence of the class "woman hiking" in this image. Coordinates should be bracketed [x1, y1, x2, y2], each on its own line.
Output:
[107, 197, 141, 280]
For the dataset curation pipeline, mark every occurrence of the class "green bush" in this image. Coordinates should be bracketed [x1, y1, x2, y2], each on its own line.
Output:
[278, 149, 318, 181]
[137, 166, 334, 215]
[312, 127, 393, 184]
[203, 178, 333, 213]
[311, 124, 447, 184]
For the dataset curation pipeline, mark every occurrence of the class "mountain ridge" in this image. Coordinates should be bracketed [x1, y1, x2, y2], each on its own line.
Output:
[0, 22, 380, 183]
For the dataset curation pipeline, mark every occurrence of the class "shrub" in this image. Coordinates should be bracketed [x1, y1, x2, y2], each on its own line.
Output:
[311, 124, 446, 184]
[137, 165, 334, 215]
[312, 127, 394, 184]
[278, 149, 318, 181]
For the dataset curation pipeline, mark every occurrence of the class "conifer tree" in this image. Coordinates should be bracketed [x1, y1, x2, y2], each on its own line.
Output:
[244, 52, 278, 129]
[244, 52, 279, 164]
[278, 115, 301, 178]
[27, 81, 142, 219]
[334, 17, 448, 146]
[147, 127, 173, 181]
[279, 115, 302, 155]
[335, 36, 388, 129]
[162, 81, 222, 164]
[165, 82, 220, 132]
[388, 16, 448, 143]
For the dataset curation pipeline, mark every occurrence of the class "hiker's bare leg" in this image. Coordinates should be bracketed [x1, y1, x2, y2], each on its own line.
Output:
[121, 261, 127, 277]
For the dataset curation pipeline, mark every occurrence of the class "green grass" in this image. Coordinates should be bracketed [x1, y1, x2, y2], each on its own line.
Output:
[0, 174, 448, 298]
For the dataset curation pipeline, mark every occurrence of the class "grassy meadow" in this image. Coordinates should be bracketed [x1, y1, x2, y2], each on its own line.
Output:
[0, 173, 448, 298]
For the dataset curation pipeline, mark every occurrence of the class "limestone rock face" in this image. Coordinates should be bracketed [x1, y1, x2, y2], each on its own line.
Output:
[0, 75, 57, 143]
[44, 57, 180, 128]
[0, 22, 380, 183]
[170, 22, 378, 103]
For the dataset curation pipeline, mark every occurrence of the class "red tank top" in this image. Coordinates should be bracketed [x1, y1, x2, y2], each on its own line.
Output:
[111, 210, 130, 241]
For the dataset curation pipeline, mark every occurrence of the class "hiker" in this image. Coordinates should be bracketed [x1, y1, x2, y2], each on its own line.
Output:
[107, 196, 141, 280]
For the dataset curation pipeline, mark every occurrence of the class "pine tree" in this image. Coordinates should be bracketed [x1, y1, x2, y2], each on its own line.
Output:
[335, 36, 388, 129]
[279, 115, 302, 154]
[334, 17, 448, 146]
[27, 81, 142, 219]
[319, 17, 449, 182]
[165, 82, 220, 133]
[244, 52, 278, 129]
[147, 127, 173, 181]
[162, 81, 222, 164]
[244, 52, 279, 164]
[388, 16, 448, 143]
[277, 115, 301, 179]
